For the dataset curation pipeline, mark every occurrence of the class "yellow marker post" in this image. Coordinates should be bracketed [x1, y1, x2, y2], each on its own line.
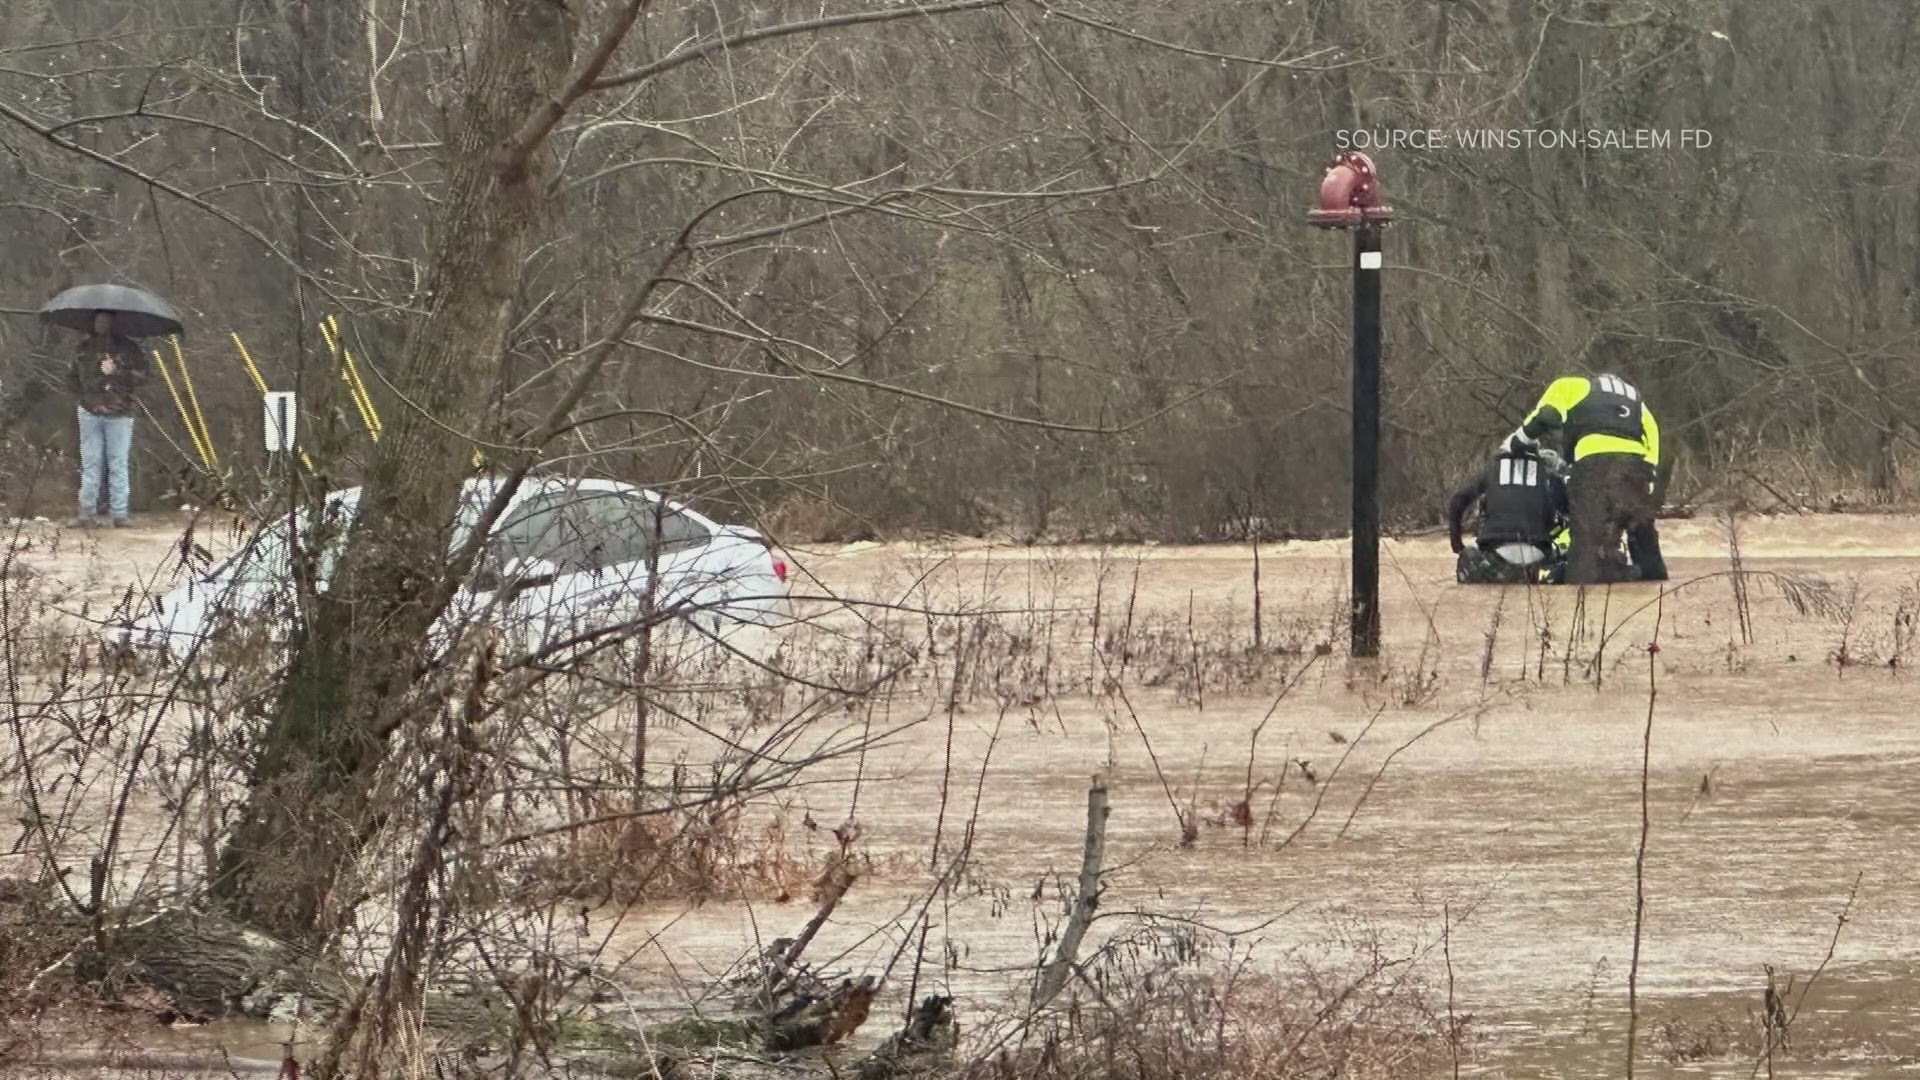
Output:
[337, 336, 382, 438]
[346, 349, 380, 437]
[344, 349, 379, 437]
[170, 337, 218, 470]
[231, 331, 268, 395]
[320, 316, 381, 442]
[153, 349, 212, 470]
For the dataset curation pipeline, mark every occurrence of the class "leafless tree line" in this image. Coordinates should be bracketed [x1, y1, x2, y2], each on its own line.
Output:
[0, 0, 1912, 542]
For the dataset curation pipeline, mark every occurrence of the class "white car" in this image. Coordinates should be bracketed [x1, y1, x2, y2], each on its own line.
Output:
[105, 475, 794, 664]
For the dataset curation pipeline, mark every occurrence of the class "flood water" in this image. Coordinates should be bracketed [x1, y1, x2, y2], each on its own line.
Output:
[10, 511, 1920, 1076]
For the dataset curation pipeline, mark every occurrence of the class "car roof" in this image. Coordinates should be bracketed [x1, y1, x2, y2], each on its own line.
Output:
[472, 474, 693, 511]
[322, 473, 655, 504]
[299, 475, 721, 535]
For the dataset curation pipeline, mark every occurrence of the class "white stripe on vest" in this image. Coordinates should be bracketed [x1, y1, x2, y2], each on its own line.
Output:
[1596, 374, 1639, 400]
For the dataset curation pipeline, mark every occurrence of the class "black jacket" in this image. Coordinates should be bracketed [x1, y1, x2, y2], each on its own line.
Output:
[1447, 454, 1569, 551]
[70, 332, 149, 417]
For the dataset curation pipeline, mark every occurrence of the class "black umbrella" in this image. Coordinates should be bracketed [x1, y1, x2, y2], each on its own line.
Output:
[40, 283, 185, 338]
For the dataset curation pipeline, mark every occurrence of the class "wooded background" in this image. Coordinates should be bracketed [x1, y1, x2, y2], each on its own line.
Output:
[2, 0, 1913, 540]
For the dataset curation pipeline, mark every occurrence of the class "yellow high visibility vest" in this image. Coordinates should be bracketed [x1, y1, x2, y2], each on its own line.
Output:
[1523, 375, 1659, 465]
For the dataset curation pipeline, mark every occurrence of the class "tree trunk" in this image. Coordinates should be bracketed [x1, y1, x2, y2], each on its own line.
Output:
[1498, 0, 1589, 368]
[82, 907, 365, 1022]
[265, 0, 370, 370]
[77, 906, 907, 1078]
[212, 0, 579, 945]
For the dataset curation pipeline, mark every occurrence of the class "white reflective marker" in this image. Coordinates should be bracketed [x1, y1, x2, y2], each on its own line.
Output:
[1359, 251, 1383, 269]
[264, 391, 297, 452]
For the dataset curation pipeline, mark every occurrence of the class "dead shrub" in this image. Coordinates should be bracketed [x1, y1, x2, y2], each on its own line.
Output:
[523, 797, 828, 905]
[0, 879, 128, 1066]
[984, 964, 1462, 1080]
[1655, 1013, 1749, 1064]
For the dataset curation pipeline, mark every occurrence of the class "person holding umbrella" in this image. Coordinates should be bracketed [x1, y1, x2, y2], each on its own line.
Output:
[40, 284, 183, 528]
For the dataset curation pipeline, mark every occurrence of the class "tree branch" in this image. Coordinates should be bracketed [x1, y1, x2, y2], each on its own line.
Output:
[1027, 0, 1348, 71]
[497, 0, 655, 182]
[590, 0, 1008, 91]
[418, 188, 767, 620]
[633, 310, 1228, 435]
[45, 107, 358, 177]
[0, 99, 330, 303]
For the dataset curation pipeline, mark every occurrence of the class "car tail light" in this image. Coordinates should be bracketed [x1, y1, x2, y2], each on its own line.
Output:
[757, 536, 789, 583]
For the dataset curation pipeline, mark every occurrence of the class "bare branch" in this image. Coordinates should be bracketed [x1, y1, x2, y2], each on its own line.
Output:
[0, 98, 330, 303]
[496, 0, 655, 182]
[590, 0, 1009, 91]
[633, 309, 1230, 434]
[1028, 0, 1349, 71]
[45, 107, 358, 177]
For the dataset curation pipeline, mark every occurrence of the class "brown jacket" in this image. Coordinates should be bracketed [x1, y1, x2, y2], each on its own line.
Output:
[70, 333, 149, 416]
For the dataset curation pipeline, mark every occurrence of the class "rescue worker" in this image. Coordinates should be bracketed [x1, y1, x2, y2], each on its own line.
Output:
[1447, 444, 1569, 584]
[1502, 371, 1668, 584]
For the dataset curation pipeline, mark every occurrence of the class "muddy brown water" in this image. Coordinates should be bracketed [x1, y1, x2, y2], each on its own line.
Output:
[9, 511, 1920, 1076]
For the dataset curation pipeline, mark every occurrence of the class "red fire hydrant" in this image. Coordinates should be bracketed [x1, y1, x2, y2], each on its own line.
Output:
[1307, 151, 1394, 228]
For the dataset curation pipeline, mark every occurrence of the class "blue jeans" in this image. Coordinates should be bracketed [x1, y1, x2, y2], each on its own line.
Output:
[77, 408, 134, 520]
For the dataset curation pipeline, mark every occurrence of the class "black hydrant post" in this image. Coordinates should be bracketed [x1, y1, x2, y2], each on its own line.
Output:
[1350, 222, 1383, 657]
[1307, 151, 1392, 659]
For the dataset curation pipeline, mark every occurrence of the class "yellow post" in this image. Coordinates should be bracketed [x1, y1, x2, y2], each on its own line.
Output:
[340, 345, 381, 438]
[170, 337, 218, 470]
[321, 316, 382, 441]
[152, 349, 212, 470]
[231, 331, 268, 395]
[347, 352, 381, 437]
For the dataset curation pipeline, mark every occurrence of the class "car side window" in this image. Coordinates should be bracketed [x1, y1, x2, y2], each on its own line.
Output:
[620, 498, 711, 557]
[557, 494, 651, 571]
[652, 504, 711, 553]
[483, 490, 712, 575]
[565, 494, 711, 569]
[495, 493, 645, 573]
[485, 494, 569, 566]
